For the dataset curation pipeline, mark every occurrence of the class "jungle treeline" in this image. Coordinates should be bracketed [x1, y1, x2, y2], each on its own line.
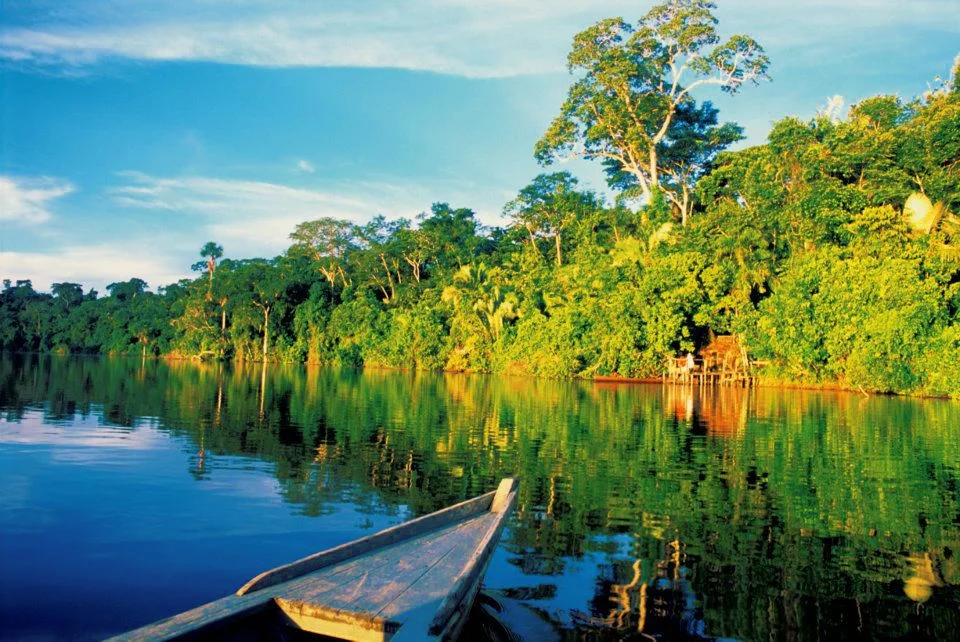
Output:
[2, 3, 959, 396]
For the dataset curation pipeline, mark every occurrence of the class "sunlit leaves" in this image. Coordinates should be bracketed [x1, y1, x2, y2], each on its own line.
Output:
[537, 0, 768, 224]
[504, 172, 602, 266]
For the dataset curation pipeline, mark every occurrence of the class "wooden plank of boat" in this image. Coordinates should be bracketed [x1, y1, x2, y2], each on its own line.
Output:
[109, 477, 518, 642]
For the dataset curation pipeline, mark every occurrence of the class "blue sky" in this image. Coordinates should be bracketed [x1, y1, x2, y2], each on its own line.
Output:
[2, 0, 958, 293]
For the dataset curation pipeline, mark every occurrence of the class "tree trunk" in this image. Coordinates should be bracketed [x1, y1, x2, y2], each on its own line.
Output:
[380, 254, 396, 301]
[649, 146, 659, 191]
[554, 233, 562, 266]
[680, 186, 690, 227]
[392, 258, 402, 285]
[526, 225, 540, 255]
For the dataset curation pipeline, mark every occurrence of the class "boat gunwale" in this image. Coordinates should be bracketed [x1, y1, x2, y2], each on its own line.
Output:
[427, 477, 518, 638]
[237, 485, 503, 596]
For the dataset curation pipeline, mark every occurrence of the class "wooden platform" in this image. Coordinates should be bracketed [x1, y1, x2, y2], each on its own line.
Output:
[664, 335, 761, 387]
[111, 478, 518, 642]
[665, 368, 757, 387]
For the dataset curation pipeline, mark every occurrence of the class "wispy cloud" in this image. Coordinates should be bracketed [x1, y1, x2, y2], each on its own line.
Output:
[0, 175, 74, 225]
[3, 170, 505, 292]
[0, 0, 594, 77]
[1, 1, 956, 77]
[106, 171, 502, 259]
[296, 159, 315, 174]
[107, 172, 373, 262]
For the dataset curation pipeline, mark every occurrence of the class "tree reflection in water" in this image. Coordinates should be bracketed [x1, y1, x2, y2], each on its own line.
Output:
[1, 355, 959, 641]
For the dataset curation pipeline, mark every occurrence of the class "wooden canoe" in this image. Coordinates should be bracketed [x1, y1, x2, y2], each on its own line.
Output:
[110, 478, 519, 642]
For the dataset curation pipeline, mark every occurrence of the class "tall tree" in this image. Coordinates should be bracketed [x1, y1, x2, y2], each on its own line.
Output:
[128, 293, 169, 361]
[193, 241, 224, 292]
[191, 242, 228, 336]
[289, 218, 356, 288]
[504, 172, 601, 266]
[610, 100, 744, 225]
[51, 282, 85, 308]
[352, 216, 411, 304]
[106, 278, 148, 302]
[535, 0, 769, 225]
[417, 203, 489, 274]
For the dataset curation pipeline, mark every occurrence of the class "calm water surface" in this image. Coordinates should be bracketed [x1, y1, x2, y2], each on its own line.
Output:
[0, 356, 958, 641]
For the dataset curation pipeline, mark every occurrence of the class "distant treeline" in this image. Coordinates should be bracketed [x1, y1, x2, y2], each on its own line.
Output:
[2, 4, 959, 396]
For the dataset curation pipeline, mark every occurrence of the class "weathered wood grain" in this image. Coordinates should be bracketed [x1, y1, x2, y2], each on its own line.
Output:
[430, 477, 518, 638]
[107, 593, 276, 641]
[376, 514, 497, 620]
[237, 487, 496, 595]
[280, 519, 473, 602]
[391, 479, 517, 640]
[284, 519, 476, 611]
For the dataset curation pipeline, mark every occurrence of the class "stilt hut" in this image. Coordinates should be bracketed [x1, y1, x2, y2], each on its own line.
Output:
[698, 334, 750, 385]
[665, 334, 757, 386]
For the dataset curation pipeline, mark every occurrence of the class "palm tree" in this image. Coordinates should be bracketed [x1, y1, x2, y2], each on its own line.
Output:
[199, 242, 224, 294]
[905, 192, 960, 261]
[442, 264, 518, 341]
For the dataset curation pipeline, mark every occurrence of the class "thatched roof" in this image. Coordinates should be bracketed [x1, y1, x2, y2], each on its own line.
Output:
[699, 334, 742, 358]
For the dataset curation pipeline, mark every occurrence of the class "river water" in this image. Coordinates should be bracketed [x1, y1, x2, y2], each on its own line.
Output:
[0, 355, 958, 641]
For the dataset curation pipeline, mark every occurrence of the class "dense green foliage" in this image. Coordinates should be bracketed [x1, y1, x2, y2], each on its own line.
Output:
[2, 4, 959, 396]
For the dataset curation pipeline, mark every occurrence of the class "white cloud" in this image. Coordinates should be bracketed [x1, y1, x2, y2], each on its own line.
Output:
[0, 243, 187, 293]
[297, 159, 315, 173]
[106, 171, 502, 259]
[818, 95, 846, 123]
[6, 0, 953, 77]
[0, 175, 74, 225]
[109, 172, 379, 247]
[2, 170, 507, 293]
[0, 1, 585, 77]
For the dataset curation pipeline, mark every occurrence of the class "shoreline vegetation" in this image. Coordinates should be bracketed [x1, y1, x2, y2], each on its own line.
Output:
[3, 3, 960, 398]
